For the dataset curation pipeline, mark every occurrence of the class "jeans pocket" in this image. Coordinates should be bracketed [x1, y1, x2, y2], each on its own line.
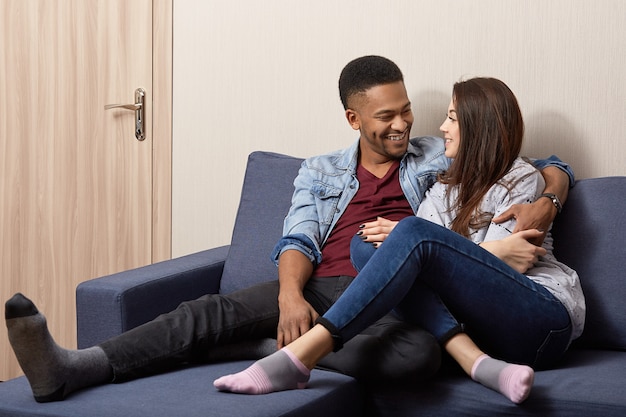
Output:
[533, 322, 572, 370]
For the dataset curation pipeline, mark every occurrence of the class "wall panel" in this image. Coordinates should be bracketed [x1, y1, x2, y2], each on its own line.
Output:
[173, 0, 625, 256]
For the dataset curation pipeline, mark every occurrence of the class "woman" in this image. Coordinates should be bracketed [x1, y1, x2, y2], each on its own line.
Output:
[214, 78, 585, 404]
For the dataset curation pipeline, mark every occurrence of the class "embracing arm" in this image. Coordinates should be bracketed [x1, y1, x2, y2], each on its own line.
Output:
[493, 159, 572, 244]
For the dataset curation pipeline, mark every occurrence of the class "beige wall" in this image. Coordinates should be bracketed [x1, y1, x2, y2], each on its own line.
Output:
[172, 0, 626, 257]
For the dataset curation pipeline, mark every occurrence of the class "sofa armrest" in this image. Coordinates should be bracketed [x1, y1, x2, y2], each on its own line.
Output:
[76, 245, 230, 348]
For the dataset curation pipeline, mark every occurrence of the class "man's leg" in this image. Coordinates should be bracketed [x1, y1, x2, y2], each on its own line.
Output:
[5, 281, 281, 401]
[100, 281, 281, 381]
[6, 293, 112, 402]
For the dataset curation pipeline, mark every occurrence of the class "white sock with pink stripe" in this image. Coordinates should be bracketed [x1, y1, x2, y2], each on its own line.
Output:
[213, 347, 310, 394]
[470, 353, 534, 404]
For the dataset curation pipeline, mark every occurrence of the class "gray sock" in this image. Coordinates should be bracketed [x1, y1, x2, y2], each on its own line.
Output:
[5, 293, 113, 402]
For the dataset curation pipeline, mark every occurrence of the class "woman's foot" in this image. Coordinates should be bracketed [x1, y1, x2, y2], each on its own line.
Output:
[214, 347, 310, 394]
[471, 354, 534, 404]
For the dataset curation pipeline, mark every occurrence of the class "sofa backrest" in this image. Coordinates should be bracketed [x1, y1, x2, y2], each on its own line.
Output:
[221, 151, 626, 351]
[552, 176, 626, 350]
[220, 151, 304, 293]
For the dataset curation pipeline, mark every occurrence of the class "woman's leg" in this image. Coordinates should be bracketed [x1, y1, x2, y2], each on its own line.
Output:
[350, 234, 377, 272]
[215, 217, 570, 395]
[323, 217, 571, 366]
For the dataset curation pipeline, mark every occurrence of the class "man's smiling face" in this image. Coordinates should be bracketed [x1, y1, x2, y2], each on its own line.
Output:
[346, 81, 414, 163]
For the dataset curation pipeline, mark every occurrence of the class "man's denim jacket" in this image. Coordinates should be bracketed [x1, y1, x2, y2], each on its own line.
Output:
[271, 136, 574, 268]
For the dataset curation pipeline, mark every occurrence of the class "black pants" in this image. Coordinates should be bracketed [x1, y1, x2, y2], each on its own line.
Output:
[99, 277, 441, 383]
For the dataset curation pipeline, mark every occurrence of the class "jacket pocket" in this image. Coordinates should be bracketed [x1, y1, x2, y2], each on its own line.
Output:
[416, 172, 438, 191]
[311, 182, 343, 225]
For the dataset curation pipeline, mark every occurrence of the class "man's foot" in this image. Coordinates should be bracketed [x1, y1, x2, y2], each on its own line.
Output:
[214, 347, 310, 394]
[5, 293, 112, 402]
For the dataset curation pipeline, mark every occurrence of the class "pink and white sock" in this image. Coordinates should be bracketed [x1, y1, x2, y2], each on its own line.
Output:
[213, 347, 310, 394]
[470, 353, 534, 404]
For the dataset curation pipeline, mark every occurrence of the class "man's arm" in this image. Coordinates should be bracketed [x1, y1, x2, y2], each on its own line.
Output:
[276, 249, 318, 349]
[539, 165, 570, 210]
[493, 163, 571, 244]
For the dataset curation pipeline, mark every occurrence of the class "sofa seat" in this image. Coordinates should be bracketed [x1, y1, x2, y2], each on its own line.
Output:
[0, 361, 363, 417]
[370, 349, 626, 416]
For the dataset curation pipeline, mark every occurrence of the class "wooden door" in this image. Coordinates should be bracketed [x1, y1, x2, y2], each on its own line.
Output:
[0, 0, 172, 380]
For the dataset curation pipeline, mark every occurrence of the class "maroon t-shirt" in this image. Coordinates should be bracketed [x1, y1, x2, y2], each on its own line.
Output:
[313, 161, 414, 278]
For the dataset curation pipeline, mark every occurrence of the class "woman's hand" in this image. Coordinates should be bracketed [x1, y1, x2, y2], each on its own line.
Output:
[479, 229, 547, 273]
[357, 217, 399, 247]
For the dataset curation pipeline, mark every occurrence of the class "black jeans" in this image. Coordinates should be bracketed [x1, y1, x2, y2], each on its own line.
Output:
[99, 277, 441, 383]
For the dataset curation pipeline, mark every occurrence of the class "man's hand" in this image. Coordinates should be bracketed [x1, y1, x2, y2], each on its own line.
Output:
[277, 291, 319, 348]
[358, 216, 399, 247]
[492, 198, 556, 245]
[479, 229, 547, 273]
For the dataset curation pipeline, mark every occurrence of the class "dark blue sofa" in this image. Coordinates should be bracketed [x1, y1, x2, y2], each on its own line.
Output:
[1, 151, 625, 416]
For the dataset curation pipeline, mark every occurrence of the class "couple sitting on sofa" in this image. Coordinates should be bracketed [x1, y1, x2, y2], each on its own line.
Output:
[5, 55, 583, 405]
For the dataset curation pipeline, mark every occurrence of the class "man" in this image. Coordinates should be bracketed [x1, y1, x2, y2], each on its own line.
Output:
[5, 55, 571, 403]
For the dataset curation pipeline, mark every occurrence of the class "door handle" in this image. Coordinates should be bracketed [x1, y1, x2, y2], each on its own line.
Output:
[105, 88, 146, 141]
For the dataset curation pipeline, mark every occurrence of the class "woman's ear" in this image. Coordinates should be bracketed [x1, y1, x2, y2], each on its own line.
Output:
[345, 109, 360, 130]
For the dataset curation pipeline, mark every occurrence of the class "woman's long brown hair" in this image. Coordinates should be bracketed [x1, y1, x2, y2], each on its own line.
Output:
[439, 78, 525, 237]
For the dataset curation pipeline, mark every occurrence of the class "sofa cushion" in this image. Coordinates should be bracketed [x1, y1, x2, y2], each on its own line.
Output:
[370, 349, 626, 416]
[0, 361, 363, 417]
[551, 177, 626, 350]
[220, 151, 304, 294]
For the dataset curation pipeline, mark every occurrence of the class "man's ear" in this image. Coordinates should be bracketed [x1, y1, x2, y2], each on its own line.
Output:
[345, 109, 360, 130]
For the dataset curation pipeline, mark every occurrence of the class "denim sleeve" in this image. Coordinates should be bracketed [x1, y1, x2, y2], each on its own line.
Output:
[269, 159, 324, 267]
[271, 234, 321, 267]
[531, 155, 575, 188]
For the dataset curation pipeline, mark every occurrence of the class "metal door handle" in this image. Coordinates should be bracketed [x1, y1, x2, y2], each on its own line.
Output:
[104, 88, 146, 141]
[105, 103, 141, 111]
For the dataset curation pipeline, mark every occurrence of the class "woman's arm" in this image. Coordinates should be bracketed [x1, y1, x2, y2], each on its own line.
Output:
[479, 230, 547, 273]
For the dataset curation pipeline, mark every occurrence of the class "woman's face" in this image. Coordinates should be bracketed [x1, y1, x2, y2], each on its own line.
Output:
[439, 99, 460, 158]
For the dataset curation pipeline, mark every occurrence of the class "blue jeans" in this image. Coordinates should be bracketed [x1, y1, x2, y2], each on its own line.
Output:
[320, 216, 571, 370]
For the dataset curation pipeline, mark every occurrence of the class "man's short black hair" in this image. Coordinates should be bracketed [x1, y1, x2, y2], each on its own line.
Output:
[338, 55, 404, 110]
